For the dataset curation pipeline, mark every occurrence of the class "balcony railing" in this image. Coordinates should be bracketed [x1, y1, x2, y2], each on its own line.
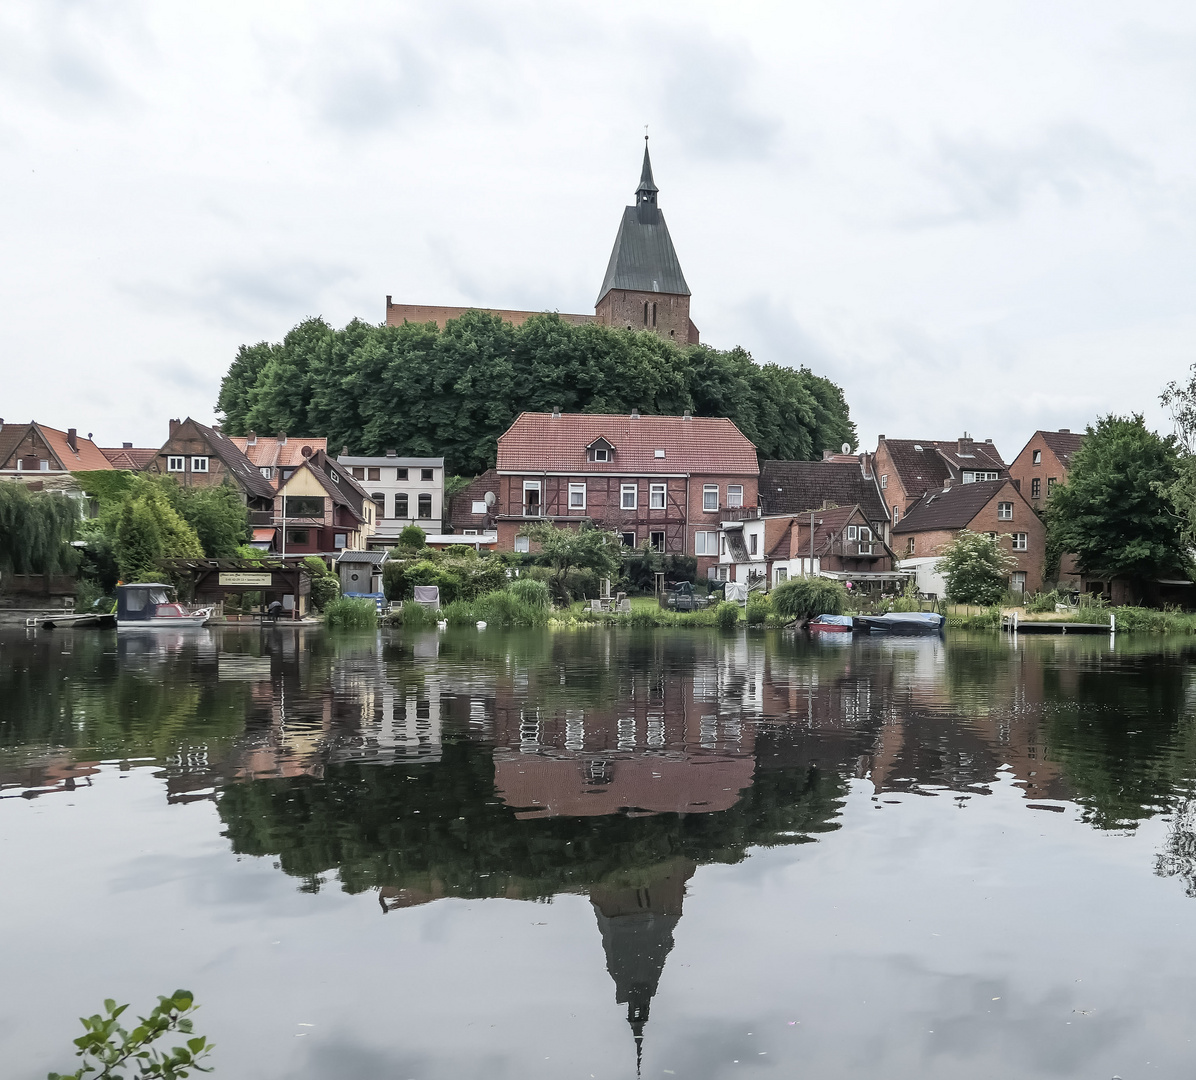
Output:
[720, 506, 759, 521]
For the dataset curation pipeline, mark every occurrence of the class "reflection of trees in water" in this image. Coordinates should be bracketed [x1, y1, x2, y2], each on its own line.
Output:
[215, 740, 846, 899]
[1156, 797, 1196, 897]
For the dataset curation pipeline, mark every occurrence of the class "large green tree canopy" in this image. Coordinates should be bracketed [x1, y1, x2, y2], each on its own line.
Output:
[1048, 414, 1189, 585]
[216, 312, 856, 475]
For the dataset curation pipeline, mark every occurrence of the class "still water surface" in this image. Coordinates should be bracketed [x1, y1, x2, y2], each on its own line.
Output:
[2, 626, 1195, 1079]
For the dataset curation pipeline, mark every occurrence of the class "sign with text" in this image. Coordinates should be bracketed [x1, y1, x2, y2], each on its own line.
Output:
[218, 572, 274, 586]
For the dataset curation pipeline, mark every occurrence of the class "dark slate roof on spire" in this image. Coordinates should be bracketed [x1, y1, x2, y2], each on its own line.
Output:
[637, 142, 657, 194]
[597, 209, 690, 301]
[597, 145, 690, 303]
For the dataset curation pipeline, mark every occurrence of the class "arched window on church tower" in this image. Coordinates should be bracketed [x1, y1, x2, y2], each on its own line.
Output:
[651, 302, 657, 327]
[643, 302, 649, 326]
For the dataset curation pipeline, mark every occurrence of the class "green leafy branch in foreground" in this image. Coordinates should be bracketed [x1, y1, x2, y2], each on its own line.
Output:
[48, 990, 212, 1080]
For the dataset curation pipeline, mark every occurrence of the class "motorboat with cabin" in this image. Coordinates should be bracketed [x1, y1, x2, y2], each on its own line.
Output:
[115, 583, 213, 628]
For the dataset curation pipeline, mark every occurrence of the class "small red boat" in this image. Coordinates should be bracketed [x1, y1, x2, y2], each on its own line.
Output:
[808, 615, 854, 633]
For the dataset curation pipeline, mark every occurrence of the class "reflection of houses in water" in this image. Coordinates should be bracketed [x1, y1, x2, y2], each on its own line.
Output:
[485, 639, 760, 818]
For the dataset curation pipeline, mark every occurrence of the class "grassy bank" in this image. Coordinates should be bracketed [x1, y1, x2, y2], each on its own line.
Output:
[944, 604, 1196, 634]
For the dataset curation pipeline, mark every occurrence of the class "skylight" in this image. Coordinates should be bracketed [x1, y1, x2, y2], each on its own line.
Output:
[913, 444, 923, 451]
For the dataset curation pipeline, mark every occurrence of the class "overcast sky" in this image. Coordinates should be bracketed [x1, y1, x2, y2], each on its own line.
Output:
[4, 1, 1196, 460]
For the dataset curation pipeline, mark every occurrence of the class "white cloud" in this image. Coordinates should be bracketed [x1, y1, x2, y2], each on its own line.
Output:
[2, 0, 1196, 453]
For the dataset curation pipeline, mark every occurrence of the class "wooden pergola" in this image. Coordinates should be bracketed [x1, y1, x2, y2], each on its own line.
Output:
[158, 557, 312, 620]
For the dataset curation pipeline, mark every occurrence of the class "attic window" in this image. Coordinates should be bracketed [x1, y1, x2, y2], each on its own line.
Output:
[593, 447, 609, 462]
[913, 444, 924, 451]
[654, 449, 665, 459]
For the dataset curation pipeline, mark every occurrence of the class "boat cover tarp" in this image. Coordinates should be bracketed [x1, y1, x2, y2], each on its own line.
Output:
[812, 615, 854, 626]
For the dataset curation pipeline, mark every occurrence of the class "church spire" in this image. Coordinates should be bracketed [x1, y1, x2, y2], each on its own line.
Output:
[636, 136, 658, 209]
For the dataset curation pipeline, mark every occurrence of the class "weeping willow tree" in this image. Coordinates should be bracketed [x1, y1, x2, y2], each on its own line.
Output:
[0, 482, 81, 575]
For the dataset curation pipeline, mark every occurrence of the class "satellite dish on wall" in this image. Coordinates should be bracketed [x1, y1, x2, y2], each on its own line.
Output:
[484, 491, 496, 507]
[841, 443, 852, 455]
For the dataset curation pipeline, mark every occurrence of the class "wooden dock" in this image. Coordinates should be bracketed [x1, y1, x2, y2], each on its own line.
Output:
[1001, 613, 1112, 635]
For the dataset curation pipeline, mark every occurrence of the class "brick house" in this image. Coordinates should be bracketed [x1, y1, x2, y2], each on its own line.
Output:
[270, 459, 377, 556]
[759, 458, 889, 543]
[448, 469, 500, 535]
[872, 435, 1007, 528]
[719, 505, 902, 593]
[493, 410, 758, 577]
[1007, 429, 1084, 511]
[228, 431, 329, 488]
[146, 418, 275, 512]
[892, 478, 1046, 594]
[0, 420, 113, 499]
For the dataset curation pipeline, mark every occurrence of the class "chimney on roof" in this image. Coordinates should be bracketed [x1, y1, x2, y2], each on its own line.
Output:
[551, 406, 560, 418]
[943, 477, 954, 489]
[823, 449, 834, 461]
[386, 449, 397, 457]
[123, 441, 132, 449]
[0, 418, 4, 432]
[1059, 428, 1071, 433]
[878, 434, 885, 442]
[683, 409, 692, 420]
[631, 408, 640, 419]
[958, 434, 973, 454]
[247, 430, 256, 446]
[169, 418, 180, 437]
[67, 428, 78, 452]
[341, 445, 349, 456]
[277, 431, 287, 445]
[985, 438, 992, 444]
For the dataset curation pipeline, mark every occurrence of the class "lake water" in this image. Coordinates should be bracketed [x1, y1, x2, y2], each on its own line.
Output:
[2, 625, 1195, 1079]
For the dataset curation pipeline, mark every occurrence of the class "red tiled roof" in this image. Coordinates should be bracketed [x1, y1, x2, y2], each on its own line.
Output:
[892, 478, 1018, 533]
[100, 447, 157, 469]
[229, 435, 328, 468]
[497, 413, 758, 475]
[1038, 430, 1085, 467]
[0, 423, 115, 472]
[880, 438, 1006, 499]
[760, 460, 887, 524]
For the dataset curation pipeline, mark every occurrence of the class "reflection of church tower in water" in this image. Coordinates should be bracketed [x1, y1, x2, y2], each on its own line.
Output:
[589, 859, 696, 1074]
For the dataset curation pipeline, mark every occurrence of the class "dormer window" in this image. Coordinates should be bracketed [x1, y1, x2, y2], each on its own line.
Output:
[587, 437, 615, 463]
[260, 467, 273, 479]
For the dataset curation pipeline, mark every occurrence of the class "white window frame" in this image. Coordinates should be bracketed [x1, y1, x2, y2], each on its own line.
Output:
[333, 533, 347, 550]
[471, 500, 487, 514]
[523, 480, 541, 515]
[620, 531, 636, 547]
[649, 483, 666, 509]
[997, 502, 1013, 520]
[514, 535, 530, 553]
[847, 526, 858, 541]
[191, 456, 209, 473]
[892, 505, 900, 524]
[695, 531, 717, 556]
[749, 532, 758, 555]
[463, 529, 478, 536]
[703, 484, 719, 511]
[621, 483, 638, 510]
[1032, 450, 1042, 465]
[860, 527, 872, 542]
[167, 456, 185, 472]
[1012, 532, 1028, 551]
[593, 446, 610, 462]
[727, 485, 743, 508]
[880, 474, 888, 489]
[568, 482, 587, 509]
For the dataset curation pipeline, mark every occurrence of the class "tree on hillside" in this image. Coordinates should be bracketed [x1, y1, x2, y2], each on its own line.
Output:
[1160, 366, 1196, 548]
[939, 530, 1018, 606]
[215, 312, 856, 475]
[1047, 415, 1188, 594]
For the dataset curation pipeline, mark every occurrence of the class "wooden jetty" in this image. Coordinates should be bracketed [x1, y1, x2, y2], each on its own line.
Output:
[1001, 611, 1113, 635]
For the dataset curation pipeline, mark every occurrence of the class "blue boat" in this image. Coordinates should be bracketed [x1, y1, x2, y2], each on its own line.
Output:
[853, 612, 945, 635]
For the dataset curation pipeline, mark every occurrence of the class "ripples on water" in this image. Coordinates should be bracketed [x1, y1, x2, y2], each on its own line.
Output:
[2, 626, 1195, 1079]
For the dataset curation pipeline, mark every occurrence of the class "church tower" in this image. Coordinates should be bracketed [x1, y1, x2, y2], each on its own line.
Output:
[595, 140, 699, 345]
